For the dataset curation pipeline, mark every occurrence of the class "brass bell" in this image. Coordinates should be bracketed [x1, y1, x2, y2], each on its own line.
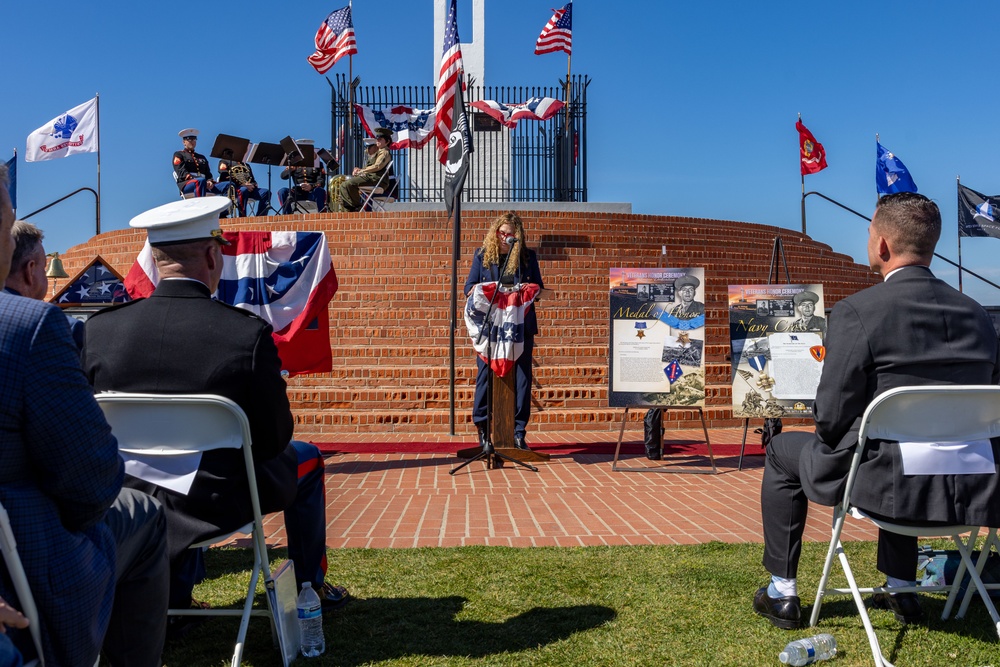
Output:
[45, 253, 69, 279]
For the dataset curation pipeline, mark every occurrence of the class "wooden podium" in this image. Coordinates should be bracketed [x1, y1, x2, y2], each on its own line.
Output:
[456, 370, 550, 468]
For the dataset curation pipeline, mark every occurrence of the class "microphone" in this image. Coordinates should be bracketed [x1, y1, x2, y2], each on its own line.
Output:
[503, 235, 518, 246]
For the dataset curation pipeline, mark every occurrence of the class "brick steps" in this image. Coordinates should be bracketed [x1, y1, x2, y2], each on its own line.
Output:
[61, 209, 879, 436]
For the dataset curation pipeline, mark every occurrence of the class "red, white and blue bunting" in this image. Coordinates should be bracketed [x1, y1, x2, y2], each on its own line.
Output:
[470, 97, 564, 129]
[464, 282, 541, 377]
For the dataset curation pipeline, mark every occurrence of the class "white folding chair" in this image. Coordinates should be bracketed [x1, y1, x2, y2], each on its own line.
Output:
[810, 385, 1000, 667]
[0, 500, 46, 667]
[96, 393, 287, 667]
[358, 160, 396, 212]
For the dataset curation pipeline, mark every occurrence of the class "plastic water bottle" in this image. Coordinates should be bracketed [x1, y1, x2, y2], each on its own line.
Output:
[296, 582, 325, 657]
[778, 633, 837, 665]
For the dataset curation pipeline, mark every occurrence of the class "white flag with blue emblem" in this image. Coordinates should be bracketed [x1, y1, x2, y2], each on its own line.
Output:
[25, 97, 98, 162]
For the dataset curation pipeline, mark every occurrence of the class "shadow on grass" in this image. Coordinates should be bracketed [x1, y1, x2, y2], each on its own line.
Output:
[329, 595, 616, 665]
[166, 592, 616, 666]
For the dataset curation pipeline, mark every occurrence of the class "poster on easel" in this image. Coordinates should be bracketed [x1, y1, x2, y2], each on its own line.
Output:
[609, 268, 706, 407]
[729, 284, 826, 418]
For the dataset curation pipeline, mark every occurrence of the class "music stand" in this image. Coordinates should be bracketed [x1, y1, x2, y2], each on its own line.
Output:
[317, 148, 339, 175]
[210, 134, 251, 163]
[210, 135, 250, 217]
[248, 142, 285, 216]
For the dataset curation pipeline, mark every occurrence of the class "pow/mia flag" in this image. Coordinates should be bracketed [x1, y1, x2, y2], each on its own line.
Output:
[443, 81, 473, 220]
[958, 183, 1000, 240]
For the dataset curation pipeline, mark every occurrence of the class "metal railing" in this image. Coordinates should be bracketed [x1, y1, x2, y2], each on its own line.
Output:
[329, 75, 589, 203]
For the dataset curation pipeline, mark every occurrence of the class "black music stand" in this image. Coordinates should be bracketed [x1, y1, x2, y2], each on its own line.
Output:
[317, 148, 339, 175]
[247, 142, 285, 216]
[210, 135, 250, 217]
[279, 137, 319, 214]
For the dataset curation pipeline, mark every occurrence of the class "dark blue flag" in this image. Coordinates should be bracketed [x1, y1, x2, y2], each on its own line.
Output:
[958, 183, 1000, 240]
[4, 154, 15, 210]
[876, 142, 917, 195]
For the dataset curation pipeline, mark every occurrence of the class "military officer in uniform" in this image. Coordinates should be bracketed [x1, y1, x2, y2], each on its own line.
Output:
[278, 139, 327, 214]
[788, 290, 827, 335]
[218, 159, 271, 217]
[339, 127, 392, 212]
[668, 274, 705, 320]
[82, 198, 350, 612]
[172, 128, 225, 198]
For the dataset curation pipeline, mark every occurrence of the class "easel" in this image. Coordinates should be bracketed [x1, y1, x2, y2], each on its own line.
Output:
[611, 405, 717, 474]
[736, 236, 791, 470]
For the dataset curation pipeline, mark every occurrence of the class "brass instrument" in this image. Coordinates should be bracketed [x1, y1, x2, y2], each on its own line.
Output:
[328, 175, 348, 212]
[228, 162, 253, 186]
[224, 162, 253, 216]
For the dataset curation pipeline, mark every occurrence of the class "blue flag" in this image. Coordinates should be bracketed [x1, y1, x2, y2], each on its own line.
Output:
[876, 142, 917, 195]
[4, 154, 14, 210]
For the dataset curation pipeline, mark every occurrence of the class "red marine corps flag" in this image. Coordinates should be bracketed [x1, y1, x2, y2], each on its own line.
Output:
[796, 118, 827, 175]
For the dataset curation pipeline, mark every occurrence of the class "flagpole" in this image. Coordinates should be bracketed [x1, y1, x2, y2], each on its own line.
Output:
[10, 148, 15, 217]
[875, 132, 880, 204]
[346, 0, 354, 175]
[798, 113, 806, 234]
[95, 93, 102, 235]
[957, 175, 964, 293]
[449, 195, 460, 434]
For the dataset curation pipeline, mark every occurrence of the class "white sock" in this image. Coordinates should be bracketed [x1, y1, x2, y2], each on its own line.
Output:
[886, 576, 915, 590]
[768, 576, 797, 598]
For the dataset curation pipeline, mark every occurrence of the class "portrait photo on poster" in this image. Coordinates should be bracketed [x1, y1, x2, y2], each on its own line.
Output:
[728, 284, 826, 418]
[608, 267, 706, 408]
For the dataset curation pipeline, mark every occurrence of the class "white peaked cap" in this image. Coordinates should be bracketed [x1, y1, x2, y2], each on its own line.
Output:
[130, 198, 231, 246]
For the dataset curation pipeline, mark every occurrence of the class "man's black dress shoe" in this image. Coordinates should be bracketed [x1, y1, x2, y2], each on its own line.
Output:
[753, 586, 802, 629]
[513, 435, 530, 450]
[871, 588, 924, 623]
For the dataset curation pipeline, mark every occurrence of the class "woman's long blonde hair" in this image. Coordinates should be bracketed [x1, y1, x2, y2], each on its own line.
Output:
[481, 212, 526, 274]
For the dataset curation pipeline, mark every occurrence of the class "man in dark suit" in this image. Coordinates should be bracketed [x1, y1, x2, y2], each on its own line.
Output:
[4, 220, 85, 348]
[754, 192, 1000, 630]
[0, 163, 169, 665]
[82, 197, 348, 612]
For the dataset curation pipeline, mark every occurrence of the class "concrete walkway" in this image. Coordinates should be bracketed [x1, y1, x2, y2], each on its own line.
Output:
[251, 428, 880, 550]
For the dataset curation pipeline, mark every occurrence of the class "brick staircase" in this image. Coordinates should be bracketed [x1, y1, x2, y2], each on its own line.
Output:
[59, 209, 878, 441]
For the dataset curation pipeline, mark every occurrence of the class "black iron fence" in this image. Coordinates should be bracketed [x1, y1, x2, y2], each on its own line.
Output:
[328, 75, 589, 203]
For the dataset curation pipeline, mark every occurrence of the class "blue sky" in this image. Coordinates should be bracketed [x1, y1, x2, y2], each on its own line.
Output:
[5, 0, 1000, 305]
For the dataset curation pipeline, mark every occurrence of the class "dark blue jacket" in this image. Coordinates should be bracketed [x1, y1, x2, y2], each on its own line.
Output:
[464, 247, 544, 337]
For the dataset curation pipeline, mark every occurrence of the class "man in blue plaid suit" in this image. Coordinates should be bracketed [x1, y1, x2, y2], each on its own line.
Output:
[0, 163, 169, 666]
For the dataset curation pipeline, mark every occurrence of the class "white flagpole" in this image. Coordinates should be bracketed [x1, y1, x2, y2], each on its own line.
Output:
[96, 93, 102, 235]
[10, 148, 15, 217]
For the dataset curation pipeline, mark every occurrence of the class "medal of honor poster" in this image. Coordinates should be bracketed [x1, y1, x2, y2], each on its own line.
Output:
[728, 284, 826, 418]
[608, 268, 706, 407]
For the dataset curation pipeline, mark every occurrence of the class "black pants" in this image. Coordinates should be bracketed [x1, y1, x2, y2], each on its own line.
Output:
[102, 488, 169, 667]
[760, 431, 917, 581]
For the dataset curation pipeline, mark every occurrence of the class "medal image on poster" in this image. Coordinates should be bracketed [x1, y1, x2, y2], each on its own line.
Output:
[729, 284, 825, 418]
[609, 268, 706, 407]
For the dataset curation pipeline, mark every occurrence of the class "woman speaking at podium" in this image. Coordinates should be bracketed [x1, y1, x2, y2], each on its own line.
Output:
[464, 212, 545, 452]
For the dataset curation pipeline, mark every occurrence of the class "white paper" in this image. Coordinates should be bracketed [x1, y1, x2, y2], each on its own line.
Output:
[123, 451, 203, 495]
[769, 332, 823, 399]
[898, 439, 996, 476]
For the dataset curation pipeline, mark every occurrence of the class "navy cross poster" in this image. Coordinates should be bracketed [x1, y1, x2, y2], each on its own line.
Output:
[729, 284, 826, 418]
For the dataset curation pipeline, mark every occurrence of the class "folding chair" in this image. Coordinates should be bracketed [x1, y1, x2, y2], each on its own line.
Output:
[810, 385, 1000, 667]
[358, 160, 396, 212]
[96, 393, 287, 667]
[0, 501, 46, 667]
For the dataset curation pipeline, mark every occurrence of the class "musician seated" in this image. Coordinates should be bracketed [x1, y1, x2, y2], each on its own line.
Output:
[218, 159, 271, 217]
[339, 128, 392, 212]
[278, 139, 327, 214]
[172, 128, 227, 198]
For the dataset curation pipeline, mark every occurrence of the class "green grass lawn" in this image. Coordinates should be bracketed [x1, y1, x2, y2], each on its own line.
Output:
[163, 541, 999, 666]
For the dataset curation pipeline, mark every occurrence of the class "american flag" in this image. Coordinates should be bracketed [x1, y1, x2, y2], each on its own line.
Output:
[307, 5, 358, 74]
[535, 2, 573, 56]
[435, 0, 465, 164]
